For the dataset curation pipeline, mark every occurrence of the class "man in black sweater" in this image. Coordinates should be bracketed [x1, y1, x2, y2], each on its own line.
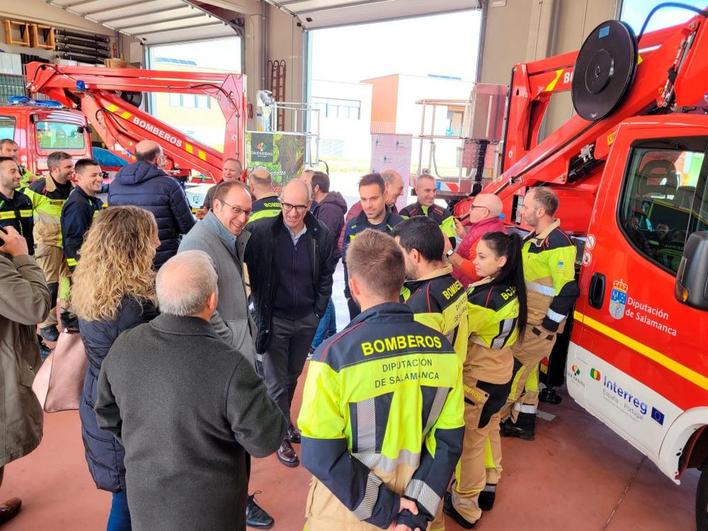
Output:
[245, 179, 336, 468]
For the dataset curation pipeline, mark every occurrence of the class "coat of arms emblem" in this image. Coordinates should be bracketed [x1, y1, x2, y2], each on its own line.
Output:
[609, 279, 628, 320]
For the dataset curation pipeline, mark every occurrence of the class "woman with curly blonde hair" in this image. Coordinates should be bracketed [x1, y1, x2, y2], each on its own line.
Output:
[72, 206, 159, 531]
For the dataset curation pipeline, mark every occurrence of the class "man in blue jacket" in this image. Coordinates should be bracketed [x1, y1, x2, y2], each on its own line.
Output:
[108, 140, 194, 269]
[341, 173, 403, 320]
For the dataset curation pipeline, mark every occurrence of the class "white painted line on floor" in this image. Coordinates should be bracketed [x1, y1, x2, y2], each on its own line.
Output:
[537, 410, 556, 422]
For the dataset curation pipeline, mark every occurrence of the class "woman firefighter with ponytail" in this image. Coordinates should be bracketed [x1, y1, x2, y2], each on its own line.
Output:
[443, 231, 527, 529]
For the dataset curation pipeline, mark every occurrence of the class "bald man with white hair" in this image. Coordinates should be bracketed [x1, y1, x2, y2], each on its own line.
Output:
[95, 250, 287, 531]
[447, 193, 507, 285]
[245, 178, 336, 468]
[109, 139, 194, 268]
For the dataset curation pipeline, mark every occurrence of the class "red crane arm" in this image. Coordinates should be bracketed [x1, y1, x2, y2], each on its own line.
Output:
[485, 16, 708, 233]
[24, 62, 247, 183]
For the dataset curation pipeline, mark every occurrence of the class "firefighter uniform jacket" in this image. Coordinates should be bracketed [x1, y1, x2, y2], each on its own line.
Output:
[60, 186, 103, 271]
[298, 303, 464, 530]
[341, 210, 404, 299]
[466, 277, 521, 384]
[23, 177, 73, 247]
[18, 165, 35, 188]
[247, 194, 282, 225]
[399, 202, 456, 242]
[522, 219, 578, 332]
[0, 190, 34, 253]
[402, 264, 468, 364]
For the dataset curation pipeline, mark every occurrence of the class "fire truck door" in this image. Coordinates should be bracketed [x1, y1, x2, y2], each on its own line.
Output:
[568, 131, 708, 460]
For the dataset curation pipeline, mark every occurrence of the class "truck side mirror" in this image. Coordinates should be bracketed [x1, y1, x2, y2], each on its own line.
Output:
[675, 231, 708, 310]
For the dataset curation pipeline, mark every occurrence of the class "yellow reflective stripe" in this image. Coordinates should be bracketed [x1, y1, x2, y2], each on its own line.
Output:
[185, 143, 194, 155]
[483, 436, 495, 469]
[197, 149, 207, 161]
[248, 209, 280, 223]
[106, 103, 132, 119]
[0, 210, 32, 219]
[66, 257, 78, 267]
[574, 311, 708, 390]
[545, 69, 564, 92]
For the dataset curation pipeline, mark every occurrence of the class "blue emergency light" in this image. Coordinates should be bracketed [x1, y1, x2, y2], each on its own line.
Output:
[35, 100, 64, 108]
[76, 80, 87, 92]
[8, 95, 31, 105]
[7, 95, 63, 108]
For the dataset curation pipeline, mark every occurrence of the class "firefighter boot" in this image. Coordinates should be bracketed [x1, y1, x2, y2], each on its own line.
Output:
[501, 412, 535, 441]
[443, 492, 478, 529]
[478, 484, 496, 511]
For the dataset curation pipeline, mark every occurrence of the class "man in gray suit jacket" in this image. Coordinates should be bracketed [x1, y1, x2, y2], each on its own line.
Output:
[95, 251, 287, 531]
[179, 180, 256, 365]
[177, 180, 275, 528]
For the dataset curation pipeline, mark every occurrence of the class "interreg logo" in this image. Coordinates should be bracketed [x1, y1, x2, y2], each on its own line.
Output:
[609, 279, 628, 320]
[590, 368, 601, 381]
[571, 364, 581, 376]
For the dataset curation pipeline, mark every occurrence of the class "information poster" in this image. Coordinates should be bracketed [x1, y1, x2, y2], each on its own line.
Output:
[246, 131, 306, 189]
[371, 134, 412, 210]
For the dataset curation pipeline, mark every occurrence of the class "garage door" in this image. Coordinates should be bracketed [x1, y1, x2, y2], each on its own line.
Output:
[270, 0, 481, 29]
[48, 0, 238, 45]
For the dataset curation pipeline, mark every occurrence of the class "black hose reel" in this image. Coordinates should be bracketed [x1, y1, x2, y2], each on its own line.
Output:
[572, 20, 638, 121]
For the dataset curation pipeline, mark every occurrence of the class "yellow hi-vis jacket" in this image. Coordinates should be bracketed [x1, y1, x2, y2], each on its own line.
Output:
[246, 194, 282, 225]
[22, 177, 73, 247]
[18, 166, 35, 188]
[466, 277, 521, 384]
[521, 219, 578, 332]
[298, 303, 464, 530]
[399, 202, 457, 242]
[402, 264, 468, 364]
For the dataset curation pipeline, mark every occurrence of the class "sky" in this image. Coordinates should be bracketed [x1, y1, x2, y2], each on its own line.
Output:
[310, 10, 482, 83]
[621, 0, 707, 34]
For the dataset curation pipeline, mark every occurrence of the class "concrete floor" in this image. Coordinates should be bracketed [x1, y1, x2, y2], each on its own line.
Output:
[1, 382, 697, 531]
[1, 264, 698, 530]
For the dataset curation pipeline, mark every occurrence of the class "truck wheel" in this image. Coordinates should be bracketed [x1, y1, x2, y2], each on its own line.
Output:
[698, 466, 708, 531]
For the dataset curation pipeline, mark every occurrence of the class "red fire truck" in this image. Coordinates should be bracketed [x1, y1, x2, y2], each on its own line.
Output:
[457, 10, 708, 527]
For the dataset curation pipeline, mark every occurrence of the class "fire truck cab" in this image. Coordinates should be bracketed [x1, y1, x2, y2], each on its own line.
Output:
[461, 13, 708, 526]
[0, 100, 93, 176]
[567, 113, 708, 494]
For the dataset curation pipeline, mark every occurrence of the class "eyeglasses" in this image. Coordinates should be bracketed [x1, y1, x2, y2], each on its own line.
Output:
[220, 199, 251, 217]
[280, 201, 308, 214]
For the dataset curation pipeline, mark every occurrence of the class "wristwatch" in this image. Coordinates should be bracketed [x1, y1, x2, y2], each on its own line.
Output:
[445, 249, 455, 258]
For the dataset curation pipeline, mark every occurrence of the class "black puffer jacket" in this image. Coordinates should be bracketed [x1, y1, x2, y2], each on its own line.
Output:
[78, 296, 158, 492]
[108, 162, 195, 268]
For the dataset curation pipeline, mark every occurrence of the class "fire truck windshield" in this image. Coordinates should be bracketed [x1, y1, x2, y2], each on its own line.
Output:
[36, 121, 85, 150]
[0, 115, 15, 139]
